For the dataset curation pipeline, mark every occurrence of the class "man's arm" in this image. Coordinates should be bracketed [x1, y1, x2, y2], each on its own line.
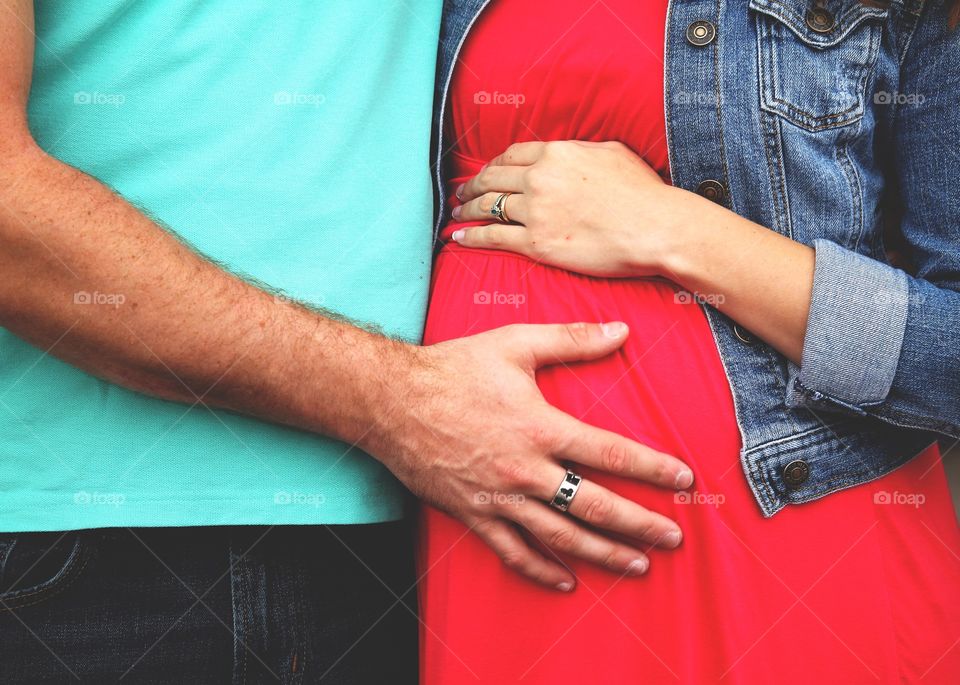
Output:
[0, 0, 693, 590]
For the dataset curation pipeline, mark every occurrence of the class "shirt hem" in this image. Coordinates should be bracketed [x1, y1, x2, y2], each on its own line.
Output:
[0, 493, 411, 533]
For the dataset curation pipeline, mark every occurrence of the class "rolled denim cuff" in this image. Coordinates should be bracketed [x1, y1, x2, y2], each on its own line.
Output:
[787, 239, 909, 409]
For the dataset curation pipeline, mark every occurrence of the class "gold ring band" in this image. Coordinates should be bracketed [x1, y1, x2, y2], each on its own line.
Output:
[490, 192, 512, 223]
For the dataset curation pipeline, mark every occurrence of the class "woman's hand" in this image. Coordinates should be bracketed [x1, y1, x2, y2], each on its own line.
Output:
[451, 139, 816, 364]
[451, 140, 704, 278]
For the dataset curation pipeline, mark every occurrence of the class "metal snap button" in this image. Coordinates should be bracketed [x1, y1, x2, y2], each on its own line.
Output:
[806, 6, 836, 33]
[733, 325, 755, 345]
[783, 460, 810, 487]
[695, 179, 726, 203]
[686, 20, 717, 47]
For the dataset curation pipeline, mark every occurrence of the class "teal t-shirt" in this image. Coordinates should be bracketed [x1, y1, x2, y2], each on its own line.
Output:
[2, 1, 440, 531]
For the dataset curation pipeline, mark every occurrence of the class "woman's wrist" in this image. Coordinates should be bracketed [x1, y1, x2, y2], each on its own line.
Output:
[642, 187, 716, 284]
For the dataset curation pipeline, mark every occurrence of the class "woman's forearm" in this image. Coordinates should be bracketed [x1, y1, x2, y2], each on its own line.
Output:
[654, 189, 815, 365]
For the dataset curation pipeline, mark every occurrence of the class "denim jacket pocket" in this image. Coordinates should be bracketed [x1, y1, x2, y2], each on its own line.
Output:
[749, 0, 889, 131]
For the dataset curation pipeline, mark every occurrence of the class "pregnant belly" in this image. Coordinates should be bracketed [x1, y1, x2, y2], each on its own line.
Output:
[421, 243, 960, 685]
[425, 243, 743, 509]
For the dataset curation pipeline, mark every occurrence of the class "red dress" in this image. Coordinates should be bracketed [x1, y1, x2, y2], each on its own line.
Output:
[418, 1, 960, 683]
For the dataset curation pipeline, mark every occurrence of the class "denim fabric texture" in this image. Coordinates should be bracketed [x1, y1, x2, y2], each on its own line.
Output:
[0, 523, 417, 684]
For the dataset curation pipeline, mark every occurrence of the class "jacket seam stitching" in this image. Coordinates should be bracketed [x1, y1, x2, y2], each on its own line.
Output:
[712, 0, 733, 208]
[743, 419, 858, 455]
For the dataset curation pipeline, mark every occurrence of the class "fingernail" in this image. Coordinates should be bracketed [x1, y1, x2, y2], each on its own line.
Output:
[456, 183, 465, 199]
[556, 581, 574, 592]
[601, 322, 628, 339]
[662, 530, 682, 548]
[626, 558, 649, 576]
[451, 229, 465, 242]
[675, 469, 694, 489]
[452, 205, 462, 219]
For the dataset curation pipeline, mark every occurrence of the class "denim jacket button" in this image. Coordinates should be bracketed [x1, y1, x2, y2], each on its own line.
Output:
[805, 7, 836, 33]
[686, 20, 716, 47]
[695, 179, 726, 203]
[733, 324, 755, 345]
[783, 460, 810, 487]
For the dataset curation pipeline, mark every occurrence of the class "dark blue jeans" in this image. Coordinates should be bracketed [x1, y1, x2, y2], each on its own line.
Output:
[0, 523, 417, 684]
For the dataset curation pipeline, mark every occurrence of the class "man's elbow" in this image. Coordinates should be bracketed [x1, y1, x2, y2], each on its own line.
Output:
[0, 126, 54, 226]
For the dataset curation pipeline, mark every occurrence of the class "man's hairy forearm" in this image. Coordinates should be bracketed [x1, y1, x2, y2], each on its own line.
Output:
[0, 142, 409, 445]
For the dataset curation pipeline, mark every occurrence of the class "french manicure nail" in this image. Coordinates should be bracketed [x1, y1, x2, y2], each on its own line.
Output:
[601, 321, 628, 339]
[456, 183, 465, 199]
[627, 558, 649, 576]
[451, 229, 465, 242]
[557, 581, 574, 592]
[675, 469, 694, 489]
[452, 205, 462, 219]
[662, 530, 682, 548]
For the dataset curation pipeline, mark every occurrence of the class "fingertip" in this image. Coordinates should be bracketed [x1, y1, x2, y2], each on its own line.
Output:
[600, 321, 629, 339]
[674, 468, 694, 490]
[660, 529, 683, 549]
[451, 228, 465, 243]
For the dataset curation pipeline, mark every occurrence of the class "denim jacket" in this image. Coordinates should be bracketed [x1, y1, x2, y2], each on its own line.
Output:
[432, 0, 960, 516]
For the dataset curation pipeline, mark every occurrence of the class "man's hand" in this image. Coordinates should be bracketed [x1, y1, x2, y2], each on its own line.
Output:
[363, 321, 694, 592]
[0, 3, 690, 592]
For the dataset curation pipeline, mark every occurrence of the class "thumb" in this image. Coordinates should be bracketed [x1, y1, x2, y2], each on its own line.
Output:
[506, 321, 629, 369]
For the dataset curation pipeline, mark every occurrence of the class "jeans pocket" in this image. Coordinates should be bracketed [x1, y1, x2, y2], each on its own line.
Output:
[750, 0, 889, 131]
[0, 531, 91, 611]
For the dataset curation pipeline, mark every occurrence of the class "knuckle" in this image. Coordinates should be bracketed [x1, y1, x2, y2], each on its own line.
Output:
[501, 323, 531, 349]
[650, 457, 669, 484]
[523, 420, 556, 452]
[635, 516, 657, 541]
[601, 548, 622, 571]
[500, 549, 527, 571]
[483, 192, 503, 214]
[484, 227, 505, 248]
[546, 525, 580, 551]
[579, 495, 615, 526]
[466, 224, 485, 241]
[542, 140, 563, 156]
[493, 457, 534, 491]
[502, 553, 549, 585]
[527, 568, 550, 585]
[500, 322, 524, 339]
[563, 322, 591, 347]
[524, 167, 548, 194]
[475, 168, 491, 192]
[472, 518, 495, 535]
[598, 442, 631, 475]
